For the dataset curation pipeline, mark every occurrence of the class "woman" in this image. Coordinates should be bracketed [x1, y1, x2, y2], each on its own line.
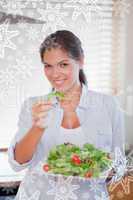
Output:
[8, 30, 125, 199]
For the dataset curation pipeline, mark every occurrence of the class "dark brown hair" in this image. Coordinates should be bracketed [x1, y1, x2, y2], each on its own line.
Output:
[39, 30, 87, 86]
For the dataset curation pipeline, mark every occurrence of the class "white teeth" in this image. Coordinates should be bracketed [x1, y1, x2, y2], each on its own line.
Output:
[54, 80, 64, 85]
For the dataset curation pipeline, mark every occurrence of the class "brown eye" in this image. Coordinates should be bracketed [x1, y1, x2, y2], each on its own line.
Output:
[44, 64, 52, 68]
[60, 63, 69, 68]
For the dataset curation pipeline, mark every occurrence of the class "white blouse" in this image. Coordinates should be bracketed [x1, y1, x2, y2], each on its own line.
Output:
[59, 126, 86, 148]
[8, 84, 125, 172]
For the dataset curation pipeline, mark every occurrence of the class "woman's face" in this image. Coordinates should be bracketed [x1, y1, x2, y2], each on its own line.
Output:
[42, 48, 82, 92]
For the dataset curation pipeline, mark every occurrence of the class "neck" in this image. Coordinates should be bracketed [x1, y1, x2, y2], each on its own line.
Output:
[64, 82, 82, 96]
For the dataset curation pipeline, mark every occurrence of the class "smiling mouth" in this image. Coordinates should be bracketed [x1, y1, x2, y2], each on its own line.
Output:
[54, 80, 66, 85]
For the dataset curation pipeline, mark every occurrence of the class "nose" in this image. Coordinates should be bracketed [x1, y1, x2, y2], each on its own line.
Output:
[52, 65, 60, 77]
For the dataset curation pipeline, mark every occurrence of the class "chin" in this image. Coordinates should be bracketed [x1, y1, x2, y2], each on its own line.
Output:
[52, 81, 76, 92]
[61, 86, 74, 93]
[55, 87, 66, 92]
[54, 85, 69, 93]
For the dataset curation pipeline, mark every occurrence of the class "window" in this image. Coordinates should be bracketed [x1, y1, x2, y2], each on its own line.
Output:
[0, 0, 125, 147]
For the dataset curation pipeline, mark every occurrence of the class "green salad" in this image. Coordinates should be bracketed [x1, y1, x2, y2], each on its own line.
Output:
[43, 143, 112, 178]
[47, 91, 65, 101]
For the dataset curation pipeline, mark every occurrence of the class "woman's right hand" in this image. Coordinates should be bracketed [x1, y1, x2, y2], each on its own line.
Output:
[32, 100, 53, 129]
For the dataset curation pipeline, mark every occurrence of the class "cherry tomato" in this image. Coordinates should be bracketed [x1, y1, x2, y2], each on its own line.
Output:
[43, 164, 50, 172]
[85, 171, 93, 178]
[71, 154, 81, 165]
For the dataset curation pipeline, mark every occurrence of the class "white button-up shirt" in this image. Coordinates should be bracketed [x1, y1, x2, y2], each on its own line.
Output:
[8, 84, 125, 172]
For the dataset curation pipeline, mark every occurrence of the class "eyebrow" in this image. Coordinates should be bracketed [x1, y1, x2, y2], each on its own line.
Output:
[43, 59, 70, 65]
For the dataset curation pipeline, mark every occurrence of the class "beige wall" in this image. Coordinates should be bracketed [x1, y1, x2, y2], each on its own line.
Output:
[125, 1, 133, 149]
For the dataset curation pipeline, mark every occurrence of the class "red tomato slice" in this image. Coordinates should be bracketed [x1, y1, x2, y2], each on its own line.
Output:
[85, 171, 93, 178]
[43, 164, 50, 172]
[71, 154, 81, 165]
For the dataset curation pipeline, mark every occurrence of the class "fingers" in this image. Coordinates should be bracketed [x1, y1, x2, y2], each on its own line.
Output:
[61, 92, 80, 103]
[32, 111, 47, 121]
[32, 100, 52, 108]
[60, 96, 80, 106]
[33, 118, 48, 129]
[31, 100, 53, 129]
[59, 93, 80, 113]
[32, 104, 52, 114]
[32, 100, 52, 112]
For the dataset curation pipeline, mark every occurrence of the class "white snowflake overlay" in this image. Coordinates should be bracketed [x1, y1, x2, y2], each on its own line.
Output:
[12, 56, 34, 80]
[95, 192, 109, 200]
[26, 26, 40, 41]
[127, 149, 133, 171]
[18, 187, 40, 200]
[0, 54, 36, 95]
[0, 0, 28, 17]
[27, 44, 40, 55]
[47, 175, 80, 200]
[37, 3, 68, 33]
[111, 147, 127, 183]
[1, 186, 16, 195]
[63, 0, 102, 23]
[0, 66, 16, 90]
[0, 20, 19, 58]
[81, 192, 90, 199]
[17, 19, 29, 30]
[89, 179, 102, 194]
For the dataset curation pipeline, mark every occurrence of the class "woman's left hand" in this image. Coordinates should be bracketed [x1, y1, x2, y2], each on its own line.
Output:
[59, 91, 80, 114]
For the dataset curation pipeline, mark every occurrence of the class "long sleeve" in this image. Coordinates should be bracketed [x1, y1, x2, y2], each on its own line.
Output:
[8, 97, 42, 172]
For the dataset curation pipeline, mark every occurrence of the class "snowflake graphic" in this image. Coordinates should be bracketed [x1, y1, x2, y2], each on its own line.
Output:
[27, 44, 39, 55]
[13, 56, 33, 80]
[113, 0, 131, 18]
[7, 54, 14, 61]
[0, 19, 19, 58]
[127, 149, 133, 170]
[26, 9, 35, 18]
[26, 26, 40, 41]
[81, 192, 90, 199]
[17, 19, 28, 30]
[111, 147, 127, 183]
[1, 186, 15, 195]
[37, 3, 68, 33]
[18, 187, 40, 200]
[17, 36, 25, 45]
[47, 175, 80, 200]
[26, 164, 47, 190]
[0, 67, 16, 90]
[0, 55, 36, 92]
[0, 84, 27, 108]
[89, 179, 101, 194]
[0, 0, 4, 8]
[63, 0, 102, 23]
[0, 0, 28, 17]
[109, 176, 133, 195]
[95, 192, 109, 200]
[26, 0, 44, 9]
